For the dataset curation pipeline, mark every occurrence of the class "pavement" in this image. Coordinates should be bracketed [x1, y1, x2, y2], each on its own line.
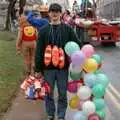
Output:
[1, 90, 112, 120]
[1, 91, 47, 120]
[2, 43, 120, 120]
[1, 90, 64, 120]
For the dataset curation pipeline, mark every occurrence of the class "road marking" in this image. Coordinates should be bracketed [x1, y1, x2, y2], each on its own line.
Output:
[106, 89, 120, 109]
[108, 83, 120, 100]
[105, 107, 114, 120]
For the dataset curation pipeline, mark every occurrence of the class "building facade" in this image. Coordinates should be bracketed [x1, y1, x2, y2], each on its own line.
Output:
[96, 0, 120, 20]
[0, 0, 7, 3]
[47, 0, 70, 9]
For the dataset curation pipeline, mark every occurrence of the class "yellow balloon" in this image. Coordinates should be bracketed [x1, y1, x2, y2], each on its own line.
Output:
[83, 58, 98, 73]
[69, 96, 79, 109]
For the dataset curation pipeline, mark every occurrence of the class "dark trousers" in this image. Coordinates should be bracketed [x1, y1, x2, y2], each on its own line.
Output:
[44, 69, 68, 119]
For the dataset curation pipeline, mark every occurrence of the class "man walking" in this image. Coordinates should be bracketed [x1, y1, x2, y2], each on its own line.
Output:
[35, 3, 82, 120]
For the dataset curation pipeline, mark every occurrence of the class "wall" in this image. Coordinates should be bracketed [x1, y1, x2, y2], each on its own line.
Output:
[96, 0, 120, 20]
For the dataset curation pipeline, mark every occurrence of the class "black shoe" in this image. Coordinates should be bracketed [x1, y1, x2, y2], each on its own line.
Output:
[47, 116, 54, 120]
[58, 118, 65, 120]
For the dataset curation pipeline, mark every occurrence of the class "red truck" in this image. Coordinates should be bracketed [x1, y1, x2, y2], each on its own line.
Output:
[87, 21, 120, 46]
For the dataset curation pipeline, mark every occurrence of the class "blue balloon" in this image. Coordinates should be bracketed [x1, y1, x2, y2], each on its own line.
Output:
[64, 41, 80, 56]
[84, 73, 98, 88]
[73, 111, 86, 120]
[96, 73, 109, 88]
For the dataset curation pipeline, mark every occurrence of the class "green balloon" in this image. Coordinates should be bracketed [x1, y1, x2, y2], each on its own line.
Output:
[70, 71, 82, 80]
[68, 73, 73, 81]
[64, 42, 80, 56]
[92, 84, 105, 98]
[93, 98, 106, 111]
[96, 110, 106, 120]
[96, 73, 109, 88]
[94, 70, 102, 75]
[92, 54, 102, 64]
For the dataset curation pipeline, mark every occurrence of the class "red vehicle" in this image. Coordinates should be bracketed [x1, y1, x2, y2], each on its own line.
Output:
[74, 1, 120, 46]
[88, 21, 120, 45]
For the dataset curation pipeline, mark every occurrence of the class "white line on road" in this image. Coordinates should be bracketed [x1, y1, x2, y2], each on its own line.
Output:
[106, 89, 120, 109]
[108, 83, 120, 100]
[105, 107, 114, 120]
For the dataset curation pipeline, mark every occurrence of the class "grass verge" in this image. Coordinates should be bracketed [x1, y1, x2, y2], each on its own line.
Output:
[0, 31, 23, 117]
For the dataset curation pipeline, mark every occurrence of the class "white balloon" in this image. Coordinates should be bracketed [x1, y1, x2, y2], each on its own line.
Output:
[82, 101, 96, 116]
[77, 86, 92, 100]
[69, 63, 82, 74]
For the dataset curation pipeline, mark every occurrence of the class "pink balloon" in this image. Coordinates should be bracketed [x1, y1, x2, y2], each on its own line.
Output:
[77, 98, 92, 111]
[77, 100, 85, 110]
[76, 79, 84, 88]
[88, 113, 101, 120]
[81, 44, 95, 58]
[68, 81, 77, 93]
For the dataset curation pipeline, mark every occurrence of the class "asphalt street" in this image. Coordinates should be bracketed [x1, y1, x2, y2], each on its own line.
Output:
[96, 43, 120, 120]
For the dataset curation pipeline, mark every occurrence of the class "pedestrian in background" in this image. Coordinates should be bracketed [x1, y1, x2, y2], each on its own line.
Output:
[16, 14, 37, 75]
[27, 5, 49, 30]
[72, 0, 80, 14]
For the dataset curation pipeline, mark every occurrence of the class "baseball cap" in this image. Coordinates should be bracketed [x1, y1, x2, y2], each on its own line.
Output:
[49, 3, 62, 13]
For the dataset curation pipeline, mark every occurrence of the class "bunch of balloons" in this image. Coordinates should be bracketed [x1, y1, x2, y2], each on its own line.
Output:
[64, 42, 109, 120]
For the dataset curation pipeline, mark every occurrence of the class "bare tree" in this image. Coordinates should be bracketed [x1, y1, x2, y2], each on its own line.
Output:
[92, 0, 97, 19]
[19, 0, 26, 15]
[5, 0, 26, 30]
[5, 0, 17, 30]
[92, 0, 97, 9]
